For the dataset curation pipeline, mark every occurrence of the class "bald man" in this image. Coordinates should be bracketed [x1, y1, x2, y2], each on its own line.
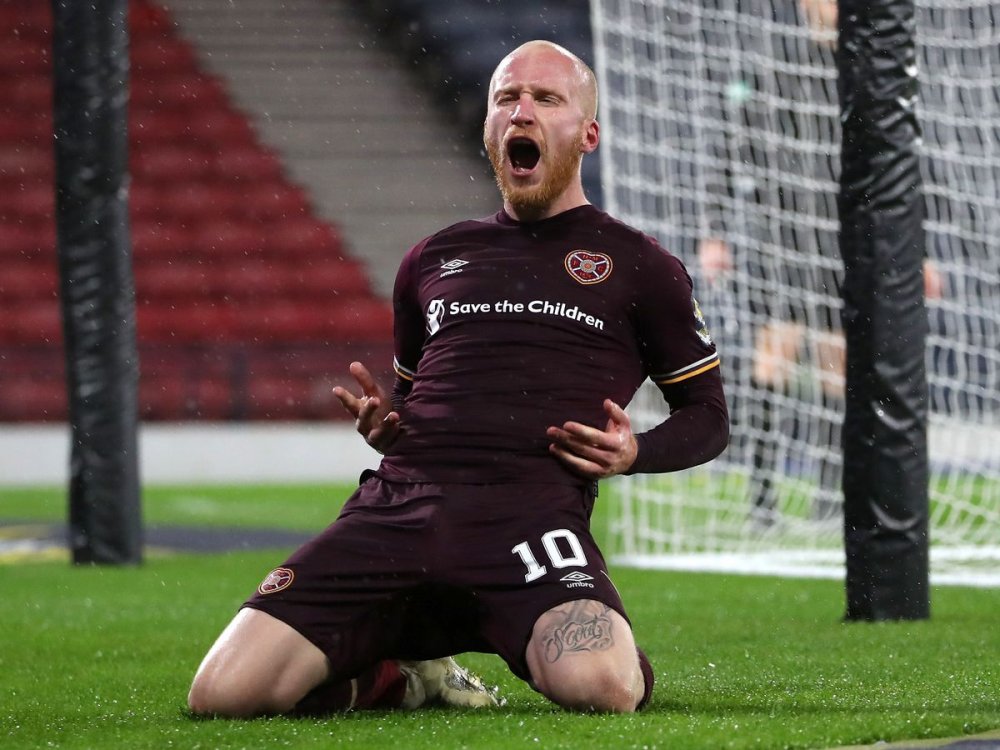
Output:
[188, 41, 728, 717]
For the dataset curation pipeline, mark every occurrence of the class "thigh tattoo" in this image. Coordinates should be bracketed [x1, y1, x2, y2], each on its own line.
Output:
[541, 600, 615, 663]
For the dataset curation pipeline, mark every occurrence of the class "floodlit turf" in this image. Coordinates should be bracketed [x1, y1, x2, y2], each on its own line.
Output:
[2, 484, 999, 750]
[0, 482, 354, 530]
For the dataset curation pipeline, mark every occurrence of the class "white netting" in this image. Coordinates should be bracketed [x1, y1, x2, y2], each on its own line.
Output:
[592, 0, 1000, 585]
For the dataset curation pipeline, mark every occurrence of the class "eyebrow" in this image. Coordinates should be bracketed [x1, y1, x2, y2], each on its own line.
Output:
[493, 84, 566, 102]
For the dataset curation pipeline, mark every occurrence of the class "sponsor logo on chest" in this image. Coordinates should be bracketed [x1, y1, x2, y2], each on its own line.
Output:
[425, 249, 614, 334]
[426, 297, 606, 333]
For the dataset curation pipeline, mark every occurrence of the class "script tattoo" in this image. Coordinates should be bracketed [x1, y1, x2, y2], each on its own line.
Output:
[542, 601, 615, 663]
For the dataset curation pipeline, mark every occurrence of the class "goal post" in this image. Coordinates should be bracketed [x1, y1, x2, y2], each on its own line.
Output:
[591, 0, 1000, 588]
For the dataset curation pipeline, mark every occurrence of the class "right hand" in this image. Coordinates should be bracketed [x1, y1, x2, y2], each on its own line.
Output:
[332, 361, 401, 454]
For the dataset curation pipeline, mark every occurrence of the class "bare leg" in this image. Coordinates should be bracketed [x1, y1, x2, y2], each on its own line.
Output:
[188, 608, 330, 717]
[188, 609, 496, 716]
[525, 599, 645, 713]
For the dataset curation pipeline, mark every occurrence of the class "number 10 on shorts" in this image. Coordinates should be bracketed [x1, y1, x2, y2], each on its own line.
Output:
[511, 529, 588, 582]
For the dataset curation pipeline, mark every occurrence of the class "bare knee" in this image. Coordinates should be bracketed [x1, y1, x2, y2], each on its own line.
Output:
[525, 599, 643, 713]
[538, 662, 641, 713]
[188, 669, 270, 717]
[187, 666, 305, 718]
[187, 608, 329, 718]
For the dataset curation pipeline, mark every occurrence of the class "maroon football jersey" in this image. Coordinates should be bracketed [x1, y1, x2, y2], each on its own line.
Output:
[377, 204, 721, 485]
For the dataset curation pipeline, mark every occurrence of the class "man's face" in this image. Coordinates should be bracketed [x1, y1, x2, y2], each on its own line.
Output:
[483, 45, 597, 218]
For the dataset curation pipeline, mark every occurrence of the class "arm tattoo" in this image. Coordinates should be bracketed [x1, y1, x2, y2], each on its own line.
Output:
[542, 601, 615, 663]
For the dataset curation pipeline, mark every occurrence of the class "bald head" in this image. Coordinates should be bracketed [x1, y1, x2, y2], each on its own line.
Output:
[489, 40, 599, 120]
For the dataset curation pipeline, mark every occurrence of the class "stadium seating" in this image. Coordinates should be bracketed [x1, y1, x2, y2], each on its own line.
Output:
[0, 0, 392, 422]
[2, 0, 598, 423]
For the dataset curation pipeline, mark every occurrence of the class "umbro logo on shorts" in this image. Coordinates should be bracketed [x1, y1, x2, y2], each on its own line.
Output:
[258, 567, 294, 595]
[560, 571, 595, 589]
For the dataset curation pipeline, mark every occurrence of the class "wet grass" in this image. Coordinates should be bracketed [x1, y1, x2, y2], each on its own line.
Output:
[2, 484, 999, 749]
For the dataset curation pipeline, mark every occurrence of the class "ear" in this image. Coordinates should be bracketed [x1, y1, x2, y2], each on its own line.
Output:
[580, 119, 600, 154]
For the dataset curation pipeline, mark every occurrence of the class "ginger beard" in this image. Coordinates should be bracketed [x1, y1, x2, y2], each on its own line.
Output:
[485, 128, 584, 217]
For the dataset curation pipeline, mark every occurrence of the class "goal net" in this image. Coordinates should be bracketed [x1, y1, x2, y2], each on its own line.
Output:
[591, 0, 1000, 586]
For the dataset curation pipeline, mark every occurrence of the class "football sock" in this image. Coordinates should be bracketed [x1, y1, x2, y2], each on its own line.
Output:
[292, 660, 407, 715]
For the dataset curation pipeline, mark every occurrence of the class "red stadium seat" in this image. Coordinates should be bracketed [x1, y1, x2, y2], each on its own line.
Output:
[232, 298, 392, 343]
[132, 73, 228, 111]
[0, 300, 62, 344]
[5, 181, 54, 221]
[244, 375, 313, 420]
[131, 38, 198, 74]
[209, 261, 284, 299]
[233, 301, 328, 342]
[140, 372, 238, 421]
[231, 182, 310, 220]
[189, 376, 236, 420]
[0, 263, 58, 300]
[130, 109, 195, 146]
[134, 261, 211, 301]
[139, 376, 190, 420]
[0, 379, 67, 421]
[130, 2, 174, 36]
[0, 4, 51, 31]
[284, 258, 373, 297]
[265, 216, 342, 257]
[128, 182, 165, 221]
[156, 182, 238, 222]
[132, 145, 215, 182]
[324, 298, 394, 341]
[191, 219, 267, 259]
[0, 221, 56, 260]
[188, 109, 257, 146]
[0, 143, 55, 183]
[137, 301, 241, 344]
[0, 43, 50, 74]
[0, 74, 52, 113]
[213, 146, 284, 182]
[131, 220, 193, 261]
[0, 112, 50, 142]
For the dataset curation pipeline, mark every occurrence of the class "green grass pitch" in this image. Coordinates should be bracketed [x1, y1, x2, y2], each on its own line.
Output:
[1, 483, 999, 750]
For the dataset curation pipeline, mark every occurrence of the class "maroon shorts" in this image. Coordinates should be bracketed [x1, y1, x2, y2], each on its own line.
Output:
[244, 472, 629, 682]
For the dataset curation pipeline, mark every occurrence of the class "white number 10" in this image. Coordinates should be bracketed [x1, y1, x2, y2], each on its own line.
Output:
[511, 528, 588, 582]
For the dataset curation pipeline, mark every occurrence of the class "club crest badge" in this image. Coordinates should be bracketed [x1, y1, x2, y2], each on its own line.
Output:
[258, 567, 294, 595]
[564, 250, 613, 285]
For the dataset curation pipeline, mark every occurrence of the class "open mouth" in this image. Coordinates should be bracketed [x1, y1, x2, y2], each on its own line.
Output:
[506, 137, 541, 175]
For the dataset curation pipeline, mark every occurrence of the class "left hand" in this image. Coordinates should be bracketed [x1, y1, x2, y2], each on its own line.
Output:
[546, 399, 638, 480]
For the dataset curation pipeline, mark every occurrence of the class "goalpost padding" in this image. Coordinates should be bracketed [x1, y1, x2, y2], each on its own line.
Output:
[591, 0, 1000, 588]
[53, 0, 143, 565]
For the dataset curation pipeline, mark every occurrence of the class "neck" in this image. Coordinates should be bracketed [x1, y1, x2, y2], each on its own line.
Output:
[504, 185, 590, 223]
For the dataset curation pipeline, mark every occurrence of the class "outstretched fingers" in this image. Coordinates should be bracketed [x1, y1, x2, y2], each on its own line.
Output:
[332, 361, 401, 452]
